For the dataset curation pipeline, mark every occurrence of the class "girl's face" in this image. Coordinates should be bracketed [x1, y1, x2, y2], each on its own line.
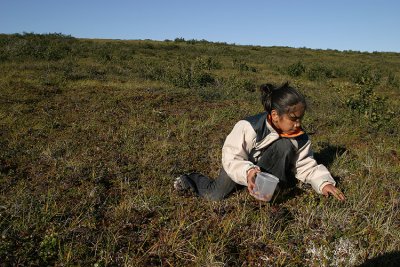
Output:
[271, 103, 305, 134]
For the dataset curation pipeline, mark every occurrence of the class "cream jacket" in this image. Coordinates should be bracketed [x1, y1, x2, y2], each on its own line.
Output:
[221, 113, 335, 194]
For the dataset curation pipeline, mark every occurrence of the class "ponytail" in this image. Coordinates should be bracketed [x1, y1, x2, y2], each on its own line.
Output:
[259, 82, 306, 115]
[260, 83, 276, 113]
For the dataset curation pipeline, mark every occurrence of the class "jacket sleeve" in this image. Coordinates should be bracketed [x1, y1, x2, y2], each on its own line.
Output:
[294, 140, 336, 194]
[222, 120, 257, 186]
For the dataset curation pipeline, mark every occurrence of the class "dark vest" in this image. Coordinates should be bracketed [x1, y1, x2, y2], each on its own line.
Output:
[244, 112, 270, 143]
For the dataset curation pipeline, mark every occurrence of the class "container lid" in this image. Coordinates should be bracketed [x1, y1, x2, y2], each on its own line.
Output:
[257, 172, 279, 182]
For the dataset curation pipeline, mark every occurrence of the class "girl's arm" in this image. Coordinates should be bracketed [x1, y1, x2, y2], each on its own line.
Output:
[293, 139, 337, 194]
[294, 141, 345, 201]
[222, 120, 257, 186]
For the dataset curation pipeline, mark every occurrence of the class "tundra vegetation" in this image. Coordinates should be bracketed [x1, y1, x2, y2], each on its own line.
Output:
[0, 33, 399, 266]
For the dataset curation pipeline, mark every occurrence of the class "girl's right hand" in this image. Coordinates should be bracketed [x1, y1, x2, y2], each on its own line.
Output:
[322, 184, 346, 201]
[247, 167, 261, 194]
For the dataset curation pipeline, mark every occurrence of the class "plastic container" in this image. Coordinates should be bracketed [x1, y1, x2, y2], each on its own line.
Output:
[252, 172, 280, 201]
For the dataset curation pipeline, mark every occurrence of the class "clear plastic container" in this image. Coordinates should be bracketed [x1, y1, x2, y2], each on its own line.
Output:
[252, 172, 279, 201]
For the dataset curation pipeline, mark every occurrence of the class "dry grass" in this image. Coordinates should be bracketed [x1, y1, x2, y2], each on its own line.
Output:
[0, 34, 399, 266]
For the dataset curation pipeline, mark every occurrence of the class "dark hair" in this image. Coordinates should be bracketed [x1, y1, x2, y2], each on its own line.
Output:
[260, 82, 307, 115]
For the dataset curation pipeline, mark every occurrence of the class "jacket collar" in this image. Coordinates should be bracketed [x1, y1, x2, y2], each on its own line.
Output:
[266, 114, 304, 138]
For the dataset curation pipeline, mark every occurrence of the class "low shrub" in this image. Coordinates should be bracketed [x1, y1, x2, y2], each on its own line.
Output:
[306, 64, 334, 81]
[225, 76, 256, 92]
[194, 56, 221, 70]
[346, 85, 394, 125]
[166, 60, 216, 88]
[287, 61, 306, 77]
[193, 72, 216, 87]
[139, 61, 166, 81]
[350, 66, 381, 87]
[232, 59, 257, 72]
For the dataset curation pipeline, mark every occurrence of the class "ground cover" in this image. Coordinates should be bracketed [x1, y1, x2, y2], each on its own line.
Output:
[0, 33, 399, 266]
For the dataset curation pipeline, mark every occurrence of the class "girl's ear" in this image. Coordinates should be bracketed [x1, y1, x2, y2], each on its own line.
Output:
[271, 109, 279, 122]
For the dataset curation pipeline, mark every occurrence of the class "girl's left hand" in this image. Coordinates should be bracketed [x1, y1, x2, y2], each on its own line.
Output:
[322, 184, 346, 201]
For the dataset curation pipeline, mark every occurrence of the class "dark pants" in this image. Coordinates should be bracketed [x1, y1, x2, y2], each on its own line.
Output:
[180, 138, 296, 201]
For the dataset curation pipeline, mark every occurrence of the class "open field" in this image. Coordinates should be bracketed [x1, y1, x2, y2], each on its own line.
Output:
[0, 33, 399, 266]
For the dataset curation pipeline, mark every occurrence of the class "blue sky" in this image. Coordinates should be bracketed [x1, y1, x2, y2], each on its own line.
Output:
[1, 0, 399, 52]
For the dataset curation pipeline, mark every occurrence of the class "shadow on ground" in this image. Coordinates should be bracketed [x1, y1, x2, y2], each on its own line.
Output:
[357, 251, 400, 267]
[314, 142, 347, 168]
[314, 142, 347, 185]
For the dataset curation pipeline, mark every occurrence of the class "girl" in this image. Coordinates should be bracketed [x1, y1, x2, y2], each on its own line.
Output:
[174, 82, 345, 201]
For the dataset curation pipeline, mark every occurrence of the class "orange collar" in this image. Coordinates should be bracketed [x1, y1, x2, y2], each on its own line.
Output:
[267, 114, 305, 138]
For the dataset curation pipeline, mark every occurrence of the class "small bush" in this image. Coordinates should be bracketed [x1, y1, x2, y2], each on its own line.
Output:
[166, 60, 216, 88]
[194, 56, 221, 70]
[346, 85, 394, 125]
[226, 76, 256, 92]
[287, 61, 306, 77]
[193, 72, 216, 87]
[139, 61, 166, 81]
[350, 66, 381, 87]
[306, 64, 334, 81]
[166, 61, 191, 88]
[232, 59, 257, 72]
